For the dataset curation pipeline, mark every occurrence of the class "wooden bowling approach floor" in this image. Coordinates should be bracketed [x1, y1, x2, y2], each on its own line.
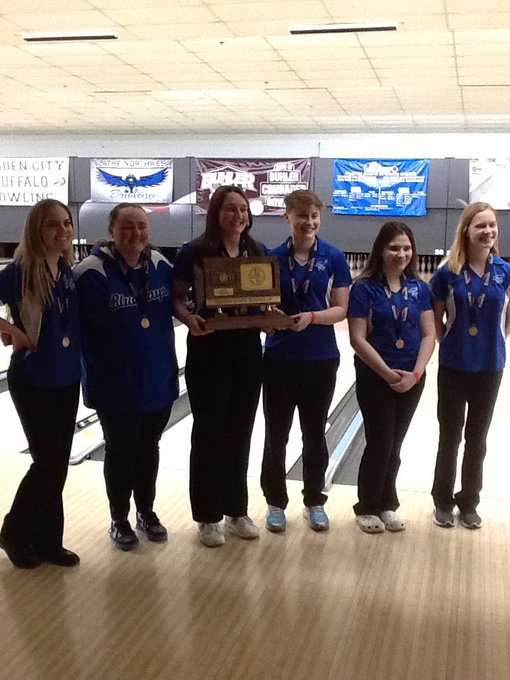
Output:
[1, 452, 510, 680]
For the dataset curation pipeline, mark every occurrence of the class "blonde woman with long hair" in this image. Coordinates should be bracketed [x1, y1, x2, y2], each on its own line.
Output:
[430, 202, 510, 530]
[0, 199, 81, 568]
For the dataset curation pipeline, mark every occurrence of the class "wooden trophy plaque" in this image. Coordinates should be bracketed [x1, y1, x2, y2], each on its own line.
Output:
[199, 256, 294, 331]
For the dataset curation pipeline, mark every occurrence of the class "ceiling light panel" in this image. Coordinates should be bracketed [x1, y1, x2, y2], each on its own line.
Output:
[289, 22, 398, 35]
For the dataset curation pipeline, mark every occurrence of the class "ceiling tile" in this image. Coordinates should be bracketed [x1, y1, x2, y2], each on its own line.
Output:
[212, 1, 329, 21]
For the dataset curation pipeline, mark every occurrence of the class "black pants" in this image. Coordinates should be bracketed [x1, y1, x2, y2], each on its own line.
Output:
[261, 357, 338, 509]
[186, 330, 262, 523]
[432, 366, 502, 513]
[97, 405, 172, 522]
[2, 367, 79, 553]
[354, 358, 425, 516]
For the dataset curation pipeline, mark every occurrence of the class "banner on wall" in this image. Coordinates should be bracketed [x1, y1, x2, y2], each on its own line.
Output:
[193, 158, 311, 215]
[332, 159, 430, 216]
[0, 157, 69, 206]
[469, 158, 510, 209]
[91, 158, 173, 203]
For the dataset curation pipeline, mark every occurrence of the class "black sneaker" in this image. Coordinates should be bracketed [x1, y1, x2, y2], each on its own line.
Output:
[109, 520, 139, 551]
[41, 547, 80, 567]
[136, 511, 168, 542]
[433, 508, 455, 528]
[0, 534, 41, 569]
[459, 510, 482, 529]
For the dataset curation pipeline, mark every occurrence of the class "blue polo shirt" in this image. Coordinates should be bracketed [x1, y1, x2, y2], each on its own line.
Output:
[431, 257, 510, 372]
[74, 245, 178, 413]
[264, 237, 351, 361]
[0, 259, 81, 388]
[348, 277, 432, 371]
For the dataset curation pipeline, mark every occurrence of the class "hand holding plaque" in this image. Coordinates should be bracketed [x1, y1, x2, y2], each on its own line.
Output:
[198, 256, 294, 331]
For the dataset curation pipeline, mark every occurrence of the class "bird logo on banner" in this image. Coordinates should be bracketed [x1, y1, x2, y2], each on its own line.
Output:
[96, 167, 169, 193]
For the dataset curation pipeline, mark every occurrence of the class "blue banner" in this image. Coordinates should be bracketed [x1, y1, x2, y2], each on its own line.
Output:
[332, 159, 430, 216]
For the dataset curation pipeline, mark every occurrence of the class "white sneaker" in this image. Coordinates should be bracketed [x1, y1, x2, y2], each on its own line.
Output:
[379, 510, 406, 532]
[225, 515, 260, 540]
[198, 522, 225, 547]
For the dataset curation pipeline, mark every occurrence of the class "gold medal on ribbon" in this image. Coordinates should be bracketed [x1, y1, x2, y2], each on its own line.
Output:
[62, 336, 71, 348]
[469, 325, 478, 337]
[141, 317, 150, 329]
[395, 338, 405, 349]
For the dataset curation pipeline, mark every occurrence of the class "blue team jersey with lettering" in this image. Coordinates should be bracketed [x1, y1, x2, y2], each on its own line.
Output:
[431, 256, 510, 372]
[264, 237, 352, 361]
[0, 259, 81, 388]
[74, 245, 178, 413]
[348, 277, 432, 371]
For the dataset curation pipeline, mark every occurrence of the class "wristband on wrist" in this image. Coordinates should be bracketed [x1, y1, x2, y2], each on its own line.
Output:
[310, 311, 316, 324]
[413, 371, 422, 384]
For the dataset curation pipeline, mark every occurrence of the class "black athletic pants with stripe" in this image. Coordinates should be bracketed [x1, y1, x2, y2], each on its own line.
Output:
[2, 365, 79, 553]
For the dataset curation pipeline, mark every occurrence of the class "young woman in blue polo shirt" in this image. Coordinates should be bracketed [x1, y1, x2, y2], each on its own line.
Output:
[430, 202, 510, 530]
[75, 203, 178, 550]
[0, 199, 81, 568]
[261, 189, 351, 533]
[348, 222, 435, 534]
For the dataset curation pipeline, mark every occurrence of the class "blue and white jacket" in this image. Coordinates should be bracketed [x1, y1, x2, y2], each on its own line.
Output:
[74, 244, 178, 413]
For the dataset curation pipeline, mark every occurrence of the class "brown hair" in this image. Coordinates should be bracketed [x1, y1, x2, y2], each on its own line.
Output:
[108, 202, 147, 235]
[194, 185, 261, 256]
[359, 221, 419, 280]
[284, 189, 324, 212]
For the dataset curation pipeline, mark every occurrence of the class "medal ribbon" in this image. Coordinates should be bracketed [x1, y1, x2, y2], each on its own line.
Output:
[463, 255, 493, 331]
[47, 259, 72, 344]
[286, 236, 317, 306]
[383, 276, 409, 345]
[112, 244, 151, 324]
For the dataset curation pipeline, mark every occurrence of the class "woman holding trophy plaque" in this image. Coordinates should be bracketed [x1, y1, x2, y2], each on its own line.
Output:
[261, 189, 351, 533]
[173, 185, 264, 547]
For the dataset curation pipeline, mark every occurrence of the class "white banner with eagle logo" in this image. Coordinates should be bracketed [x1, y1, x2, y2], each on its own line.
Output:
[90, 158, 173, 203]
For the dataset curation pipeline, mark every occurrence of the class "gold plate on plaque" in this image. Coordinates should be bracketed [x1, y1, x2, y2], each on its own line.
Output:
[240, 262, 273, 291]
[213, 287, 235, 297]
